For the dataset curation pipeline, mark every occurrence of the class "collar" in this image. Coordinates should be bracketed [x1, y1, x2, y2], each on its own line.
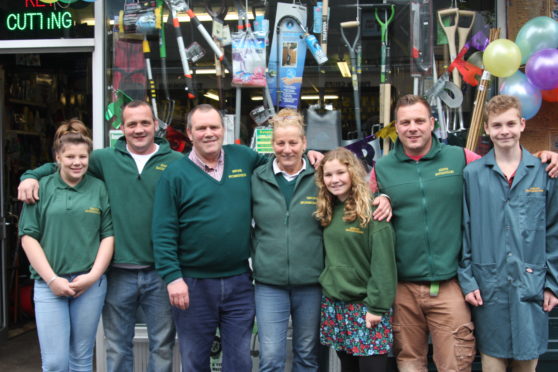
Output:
[54, 172, 88, 191]
[393, 134, 442, 162]
[483, 147, 537, 168]
[273, 158, 307, 181]
[189, 148, 225, 171]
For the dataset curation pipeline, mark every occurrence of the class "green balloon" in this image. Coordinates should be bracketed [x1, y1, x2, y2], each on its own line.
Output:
[515, 16, 558, 65]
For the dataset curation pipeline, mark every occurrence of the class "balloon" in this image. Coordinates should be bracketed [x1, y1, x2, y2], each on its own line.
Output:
[483, 39, 521, 78]
[499, 71, 542, 119]
[525, 48, 558, 90]
[542, 87, 558, 102]
[515, 16, 558, 65]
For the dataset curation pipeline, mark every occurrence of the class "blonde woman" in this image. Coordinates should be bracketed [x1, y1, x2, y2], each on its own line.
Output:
[251, 108, 323, 371]
[314, 147, 396, 372]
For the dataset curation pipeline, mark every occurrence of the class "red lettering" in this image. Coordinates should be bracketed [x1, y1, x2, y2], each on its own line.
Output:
[25, 0, 49, 8]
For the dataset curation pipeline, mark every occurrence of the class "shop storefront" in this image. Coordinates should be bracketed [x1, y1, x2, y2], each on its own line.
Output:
[1, 0, 557, 371]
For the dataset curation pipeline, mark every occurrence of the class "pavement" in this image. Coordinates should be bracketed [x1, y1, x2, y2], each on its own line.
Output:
[0, 323, 41, 371]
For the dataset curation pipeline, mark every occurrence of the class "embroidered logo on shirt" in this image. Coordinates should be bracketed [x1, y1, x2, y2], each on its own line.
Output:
[525, 187, 544, 193]
[155, 163, 168, 171]
[345, 227, 364, 234]
[435, 167, 455, 176]
[300, 196, 317, 205]
[228, 168, 247, 178]
[84, 207, 101, 215]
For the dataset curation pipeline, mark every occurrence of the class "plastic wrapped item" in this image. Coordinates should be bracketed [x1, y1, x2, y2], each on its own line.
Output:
[232, 30, 267, 87]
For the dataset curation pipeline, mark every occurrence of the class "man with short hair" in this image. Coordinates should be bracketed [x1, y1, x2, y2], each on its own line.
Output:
[459, 95, 558, 372]
[152, 104, 263, 371]
[371, 94, 558, 372]
[18, 100, 181, 372]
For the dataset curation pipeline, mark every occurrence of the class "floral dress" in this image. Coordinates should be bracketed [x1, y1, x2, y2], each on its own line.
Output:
[320, 296, 393, 356]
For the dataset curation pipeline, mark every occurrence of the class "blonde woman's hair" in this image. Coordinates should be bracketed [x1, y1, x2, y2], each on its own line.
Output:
[52, 118, 92, 156]
[314, 147, 372, 227]
[269, 108, 306, 141]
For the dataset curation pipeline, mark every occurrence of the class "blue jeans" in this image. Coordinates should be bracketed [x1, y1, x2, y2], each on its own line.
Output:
[102, 268, 175, 372]
[255, 283, 322, 372]
[34, 274, 107, 372]
[173, 272, 255, 372]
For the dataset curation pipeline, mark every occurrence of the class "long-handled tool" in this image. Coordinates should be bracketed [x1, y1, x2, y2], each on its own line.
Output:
[179, 0, 233, 73]
[340, 19, 362, 139]
[410, 0, 433, 95]
[375, 3, 395, 153]
[438, 5, 475, 132]
[156, 0, 175, 133]
[206, 0, 229, 111]
[466, 28, 500, 151]
[165, 0, 195, 99]
[142, 36, 159, 119]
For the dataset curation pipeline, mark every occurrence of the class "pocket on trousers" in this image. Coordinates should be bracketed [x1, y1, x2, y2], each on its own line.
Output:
[453, 321, 476, 372]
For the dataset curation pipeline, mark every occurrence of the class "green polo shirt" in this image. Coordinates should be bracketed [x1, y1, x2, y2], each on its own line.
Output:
[19, 173, 113, 280]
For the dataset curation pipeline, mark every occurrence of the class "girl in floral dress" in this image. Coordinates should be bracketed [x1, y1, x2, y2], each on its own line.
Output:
[314, 147, 397, 371]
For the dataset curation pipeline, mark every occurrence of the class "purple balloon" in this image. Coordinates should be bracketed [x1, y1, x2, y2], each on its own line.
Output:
[526, 48, 558, 90]
[499, 71, 542, 120]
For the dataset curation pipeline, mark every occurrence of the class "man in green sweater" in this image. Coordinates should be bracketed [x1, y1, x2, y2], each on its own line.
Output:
[370, 94, 558, 372]
[18, 101, 182, 372]
[152, 104, 325, 371]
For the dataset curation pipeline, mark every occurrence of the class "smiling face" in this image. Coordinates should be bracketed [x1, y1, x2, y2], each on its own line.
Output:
[121, 104, 157, 155]
[395, 102, 435, 157]
[187, 108, 224, 163]
[56, 143, 89, 186]
[322, 159, 352, 202]
[273, 125, 306, 174]
[484, 108, 525, 151]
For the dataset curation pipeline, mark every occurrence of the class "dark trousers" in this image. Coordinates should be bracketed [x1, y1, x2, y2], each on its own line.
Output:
[172, 272, 255, 372]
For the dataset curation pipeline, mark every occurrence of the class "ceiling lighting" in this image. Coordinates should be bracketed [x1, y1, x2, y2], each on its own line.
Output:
[301, 95, 339, 100]
[337, 60, 351, 78]
[195, 68, 229, 75]
[203, 90, 220, 101]
[250, 95, 339, 101]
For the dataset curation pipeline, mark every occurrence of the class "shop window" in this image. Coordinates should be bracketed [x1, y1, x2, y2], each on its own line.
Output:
[104, 0, 496, 149]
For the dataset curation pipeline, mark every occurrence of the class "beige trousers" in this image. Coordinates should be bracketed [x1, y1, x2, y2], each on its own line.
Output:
[393, 278, 476, 372]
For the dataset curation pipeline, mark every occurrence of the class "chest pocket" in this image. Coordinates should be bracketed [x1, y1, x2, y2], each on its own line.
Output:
[519, 194, 545, 231]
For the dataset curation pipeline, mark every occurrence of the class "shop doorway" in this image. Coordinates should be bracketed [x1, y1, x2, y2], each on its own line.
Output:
[0, 52, 92, 341]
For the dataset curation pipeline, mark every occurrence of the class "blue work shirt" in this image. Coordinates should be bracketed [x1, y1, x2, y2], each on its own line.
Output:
[458, 148, 558, 360]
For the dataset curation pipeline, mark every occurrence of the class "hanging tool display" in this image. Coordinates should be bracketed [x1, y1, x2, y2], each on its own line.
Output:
[156, 0, 175, 135]
[206, 0, 229, 111]
[121, 0, 158, 35]
[177, 0, 233, 73]
[165, 0, 195, 99]
[437, 4, 476, 132]
[374, 2, 395, 153]
[339, 1, 362, 139]
[232, 0, 267, 87]
[268, 2, 325, 110]
[410, 0, 433, 95]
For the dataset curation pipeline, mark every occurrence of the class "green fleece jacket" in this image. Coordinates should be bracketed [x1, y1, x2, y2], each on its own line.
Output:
[320, 202, 397, 315]
[251, 158, 324, 286]
[21, 137, 183, 266]
[152, 144, 266, 283]
[374, 135, 465, 281]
